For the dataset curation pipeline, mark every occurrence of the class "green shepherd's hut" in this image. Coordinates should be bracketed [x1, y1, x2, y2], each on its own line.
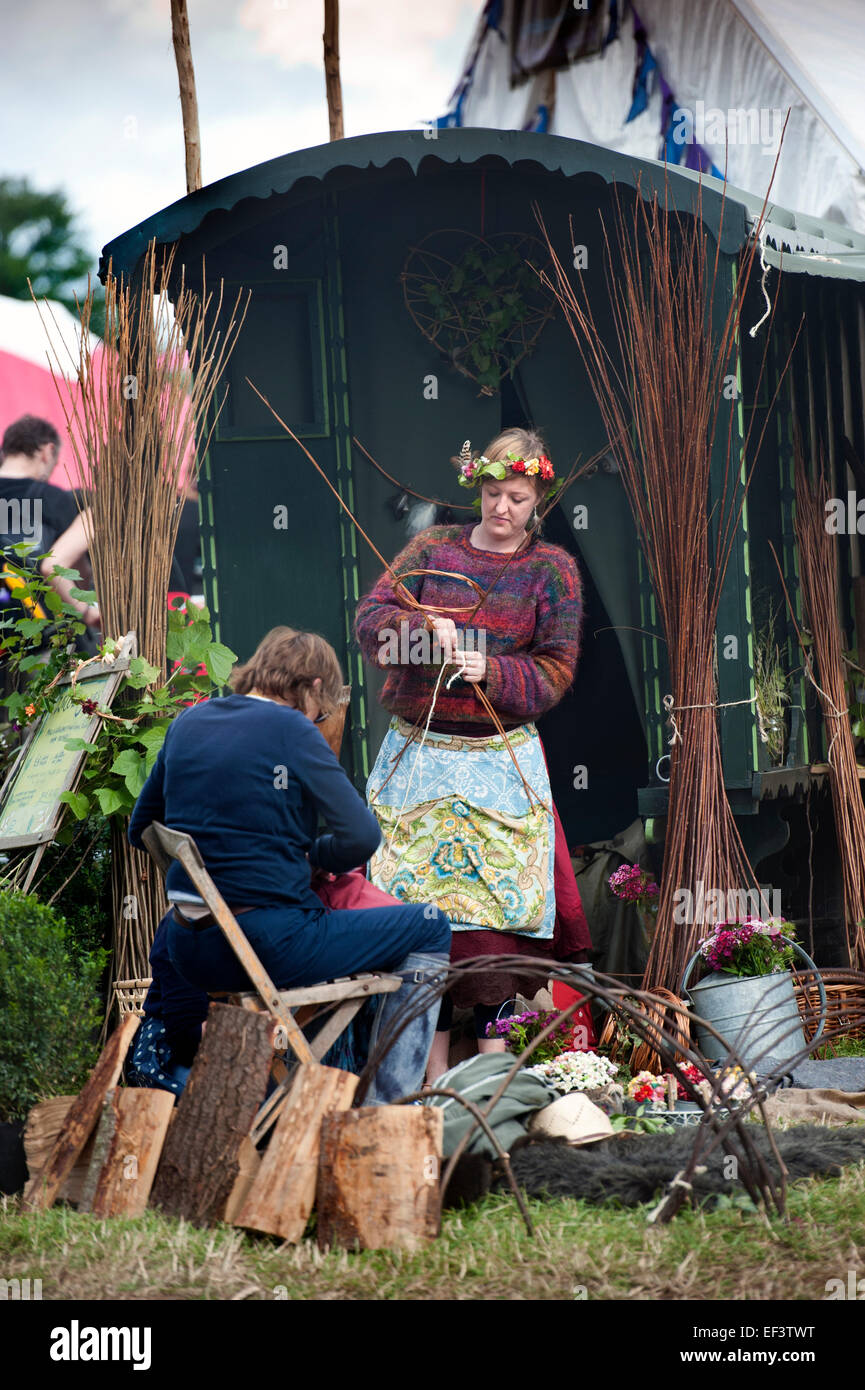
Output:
[100, 128, 865, 970]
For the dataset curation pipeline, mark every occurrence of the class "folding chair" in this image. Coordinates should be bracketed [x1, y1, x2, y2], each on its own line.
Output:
[141, 822, 402, 1080]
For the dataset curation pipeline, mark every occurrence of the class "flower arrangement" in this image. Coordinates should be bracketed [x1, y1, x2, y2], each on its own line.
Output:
[526, 1050, 619, 1095]
[698, 917, 797, 978]
[608, 862, 659, 909]
[486, 1008, 577, 1064]
[627, 1070, 668, 1105]
[625, 1063, 756, 1111]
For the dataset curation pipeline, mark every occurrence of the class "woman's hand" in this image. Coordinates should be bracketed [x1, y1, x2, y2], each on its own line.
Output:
[427, 615, 459, 662]
[457, 647, 487, 683]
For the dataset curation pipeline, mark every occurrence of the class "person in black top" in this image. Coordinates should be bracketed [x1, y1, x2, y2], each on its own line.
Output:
[0, 415, 100, 628]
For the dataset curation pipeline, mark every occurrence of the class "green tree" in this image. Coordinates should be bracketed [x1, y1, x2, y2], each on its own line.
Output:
[0, 176, 104, 335]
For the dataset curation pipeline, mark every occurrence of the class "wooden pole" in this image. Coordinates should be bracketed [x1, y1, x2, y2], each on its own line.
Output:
[323, 0, 344, 141]
[170, 0, 203, 193]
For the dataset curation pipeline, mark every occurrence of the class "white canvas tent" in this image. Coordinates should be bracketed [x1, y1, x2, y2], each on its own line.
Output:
[442, 0, 865, 233]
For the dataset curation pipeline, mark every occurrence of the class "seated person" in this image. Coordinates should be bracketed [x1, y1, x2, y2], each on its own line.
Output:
[128, 626, 451, 1102]
[128, 918, 209, 1097]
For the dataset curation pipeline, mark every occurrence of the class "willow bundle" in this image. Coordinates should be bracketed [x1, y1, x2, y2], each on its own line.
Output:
[790, 447, 865, 967]
[535, 177, 787, 994]
[41, 242, 248, 983]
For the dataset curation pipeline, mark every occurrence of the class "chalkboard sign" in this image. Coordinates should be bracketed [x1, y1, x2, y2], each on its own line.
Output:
[0, 637, 133, 851]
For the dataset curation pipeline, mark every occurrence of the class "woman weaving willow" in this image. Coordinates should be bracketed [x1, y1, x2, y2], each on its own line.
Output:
[354, 427, 594, 1082]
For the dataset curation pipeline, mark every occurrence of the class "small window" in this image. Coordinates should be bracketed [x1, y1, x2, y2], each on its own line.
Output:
[217, 280, 326, 439]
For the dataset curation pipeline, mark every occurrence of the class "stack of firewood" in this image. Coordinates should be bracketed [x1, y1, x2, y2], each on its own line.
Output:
[22, 1005, 442, 1252]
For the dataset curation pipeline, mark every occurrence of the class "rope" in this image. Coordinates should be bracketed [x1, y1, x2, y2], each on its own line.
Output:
[662, 692, 770, 748]
[799, 656, 850, 763]
[748, 228, 773, 339]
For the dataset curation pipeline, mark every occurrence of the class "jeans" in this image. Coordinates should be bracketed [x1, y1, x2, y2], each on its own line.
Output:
[165, 900, 451, 1103]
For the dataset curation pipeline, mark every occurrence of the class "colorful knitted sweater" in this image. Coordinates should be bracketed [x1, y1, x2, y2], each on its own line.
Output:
[354, 523, 582, 730]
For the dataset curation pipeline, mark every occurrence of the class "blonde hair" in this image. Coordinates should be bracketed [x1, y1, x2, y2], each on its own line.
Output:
[481, 427, 553, 500]
[229, 626, 344, 717]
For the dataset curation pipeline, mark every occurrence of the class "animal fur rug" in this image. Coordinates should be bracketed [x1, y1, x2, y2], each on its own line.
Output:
[445, 1125, 865, 1210]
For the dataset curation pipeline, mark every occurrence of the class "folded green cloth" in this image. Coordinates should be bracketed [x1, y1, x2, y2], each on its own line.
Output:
[425, 1054, 557, 1157]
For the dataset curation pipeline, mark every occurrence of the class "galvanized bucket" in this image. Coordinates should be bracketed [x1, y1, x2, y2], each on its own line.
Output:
[680, 942, 826, 1077]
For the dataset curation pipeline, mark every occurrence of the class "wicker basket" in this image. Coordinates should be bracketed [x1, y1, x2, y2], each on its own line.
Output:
[599, 987, 691, 1075]
[793, 968, 865, 1044]
[113, 977, 152, 1018]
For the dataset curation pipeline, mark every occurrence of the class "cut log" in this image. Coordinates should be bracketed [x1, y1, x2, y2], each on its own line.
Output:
[23, 1097, 97, 1206]
[150, 1002, 276, 1225]
[234, 1064, 357, 1241]
[317, 1106, 443, 1252]
[81, 1089, 175, 1218]
[21, 1014, 140, 1211]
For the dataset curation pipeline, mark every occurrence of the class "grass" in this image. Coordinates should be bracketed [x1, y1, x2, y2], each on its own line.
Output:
[814, 1036, 865, 1059]
[2, 1163, 864, 1301]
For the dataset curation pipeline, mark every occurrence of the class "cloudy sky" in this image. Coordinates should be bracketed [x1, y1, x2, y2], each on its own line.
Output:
[1, 0, 863, 270]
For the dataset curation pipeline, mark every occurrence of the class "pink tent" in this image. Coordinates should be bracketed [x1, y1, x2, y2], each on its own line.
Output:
[0, 293, 196, 493]
[0, 293, 96, 490]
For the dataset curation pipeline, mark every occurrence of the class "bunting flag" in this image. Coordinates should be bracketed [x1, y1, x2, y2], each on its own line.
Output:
[628, 6, 723, 177]
[436, 0, 503, 130]
[435, 0, 721, 176]
[523, 103, 550, 133]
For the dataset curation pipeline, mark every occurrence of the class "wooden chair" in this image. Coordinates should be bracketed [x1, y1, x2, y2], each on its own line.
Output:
[140, 821, 401, 1074]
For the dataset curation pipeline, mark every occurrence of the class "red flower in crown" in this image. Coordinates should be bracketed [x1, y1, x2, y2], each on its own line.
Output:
[539, 455, 554, 479]
[509, 459, 526, 473]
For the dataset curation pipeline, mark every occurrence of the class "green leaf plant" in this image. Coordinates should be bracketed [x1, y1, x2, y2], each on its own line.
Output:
[1, 567, 237, 826]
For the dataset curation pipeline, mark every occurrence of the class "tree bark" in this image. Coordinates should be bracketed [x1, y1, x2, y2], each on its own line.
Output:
[317, 1106, 443, 1251]
[323, 0, 344, 141]
[170, 0, 203, 192]
[83, 1089, 176, 1218]
[150, 1003, 277, 1225]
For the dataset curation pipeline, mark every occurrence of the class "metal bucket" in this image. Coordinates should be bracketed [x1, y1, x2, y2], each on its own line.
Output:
[680, 942, 826, 1077]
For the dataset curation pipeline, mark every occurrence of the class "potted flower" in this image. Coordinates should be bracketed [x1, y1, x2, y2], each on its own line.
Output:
[486, 1008, 579, 1063]
[681, 917, 826, 1076]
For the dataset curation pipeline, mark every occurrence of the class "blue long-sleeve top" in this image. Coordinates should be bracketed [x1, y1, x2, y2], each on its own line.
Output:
[128, 694, 382, 910]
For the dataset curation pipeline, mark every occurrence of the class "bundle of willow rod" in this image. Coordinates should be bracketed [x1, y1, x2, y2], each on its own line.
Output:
[41, 241, 248, 984]
[534, 175, 788, 995]
[790, 446, 865, 967]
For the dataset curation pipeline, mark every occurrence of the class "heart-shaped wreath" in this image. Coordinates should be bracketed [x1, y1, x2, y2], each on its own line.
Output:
[401, 230, 555, 395]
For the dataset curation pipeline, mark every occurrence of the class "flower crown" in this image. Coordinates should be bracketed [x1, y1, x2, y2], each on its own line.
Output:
[456, 440, 556, 489]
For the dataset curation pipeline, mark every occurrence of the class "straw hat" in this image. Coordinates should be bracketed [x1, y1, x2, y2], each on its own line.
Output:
[528, 1092, 614, 1146]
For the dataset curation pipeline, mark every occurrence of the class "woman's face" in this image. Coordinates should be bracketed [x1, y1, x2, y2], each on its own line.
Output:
[479, 474, 538, 543]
